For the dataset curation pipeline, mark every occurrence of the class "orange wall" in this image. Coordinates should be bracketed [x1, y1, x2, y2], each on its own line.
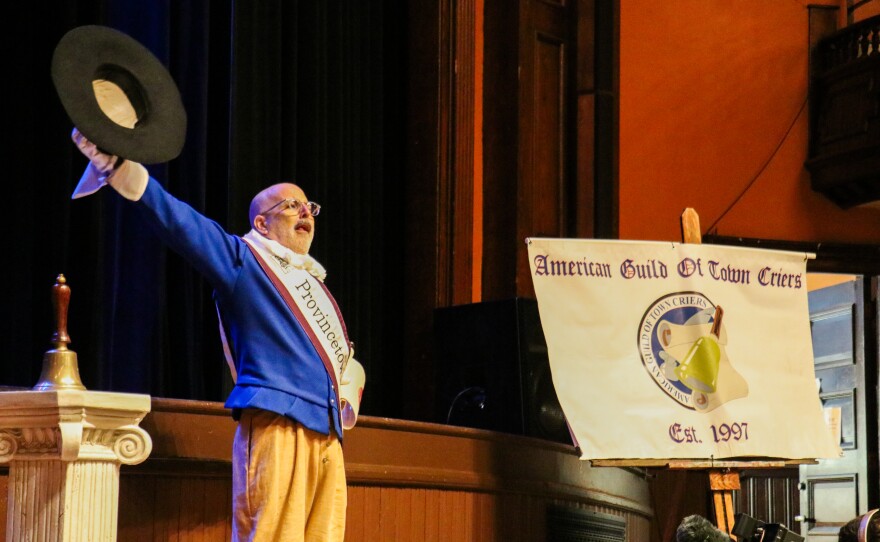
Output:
[619, 0, 880, 244]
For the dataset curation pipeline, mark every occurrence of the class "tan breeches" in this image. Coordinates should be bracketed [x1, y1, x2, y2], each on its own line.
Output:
[232, 409, 346, 542]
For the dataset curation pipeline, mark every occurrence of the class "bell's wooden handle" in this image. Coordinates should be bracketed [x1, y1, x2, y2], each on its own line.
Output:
[51, 274, 71, 346]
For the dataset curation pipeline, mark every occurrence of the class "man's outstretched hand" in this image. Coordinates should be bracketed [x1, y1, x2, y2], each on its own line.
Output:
[69, 127, 147, 201]
[71, 128, 120, 176]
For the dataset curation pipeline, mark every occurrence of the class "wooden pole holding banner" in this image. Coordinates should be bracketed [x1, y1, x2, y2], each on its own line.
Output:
[680, 208, 702, 245]
[709, 470, 740, 535]
[679, 207, 740, 535]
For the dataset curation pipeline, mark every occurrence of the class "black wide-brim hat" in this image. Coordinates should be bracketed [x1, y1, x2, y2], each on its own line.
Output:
[51, 25, 186, 164]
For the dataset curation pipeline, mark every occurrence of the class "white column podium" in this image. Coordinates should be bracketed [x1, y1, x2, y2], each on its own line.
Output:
[0, 390, 151, 542]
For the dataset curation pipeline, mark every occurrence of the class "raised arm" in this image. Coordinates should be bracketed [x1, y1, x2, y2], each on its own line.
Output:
[70, 128, 246, 294]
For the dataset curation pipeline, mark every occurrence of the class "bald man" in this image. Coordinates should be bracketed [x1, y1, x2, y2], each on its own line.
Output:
[72, 129, 354, 542]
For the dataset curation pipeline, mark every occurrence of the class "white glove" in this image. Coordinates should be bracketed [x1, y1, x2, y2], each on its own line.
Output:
[70, 128, 148, 201]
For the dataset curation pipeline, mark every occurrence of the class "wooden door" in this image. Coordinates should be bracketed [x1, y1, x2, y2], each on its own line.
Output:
[799, 277, 869, 540]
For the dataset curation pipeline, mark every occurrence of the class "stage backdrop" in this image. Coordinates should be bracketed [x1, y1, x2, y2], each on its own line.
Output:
[527, 238, 841, 461]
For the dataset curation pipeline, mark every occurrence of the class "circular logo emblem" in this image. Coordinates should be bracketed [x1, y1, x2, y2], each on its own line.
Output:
[638, 292, 716, 410]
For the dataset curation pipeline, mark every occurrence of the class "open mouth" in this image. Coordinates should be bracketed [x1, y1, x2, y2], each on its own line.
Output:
[295, 220, 312, 234]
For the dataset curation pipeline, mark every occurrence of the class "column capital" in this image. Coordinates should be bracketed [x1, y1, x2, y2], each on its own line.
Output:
[0, 390, 152, 464]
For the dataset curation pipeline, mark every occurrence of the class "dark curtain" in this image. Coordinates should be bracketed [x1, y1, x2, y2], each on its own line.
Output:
[1, 0, 406, 418]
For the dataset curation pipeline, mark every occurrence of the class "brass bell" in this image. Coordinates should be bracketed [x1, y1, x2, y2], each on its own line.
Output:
[34, 274, 86, 391]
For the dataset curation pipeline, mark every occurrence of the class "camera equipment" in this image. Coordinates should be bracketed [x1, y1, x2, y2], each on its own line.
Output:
[732, 513, 804, 542]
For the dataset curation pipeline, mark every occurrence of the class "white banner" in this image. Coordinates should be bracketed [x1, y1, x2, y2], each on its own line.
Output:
[527, 238, 841, 461]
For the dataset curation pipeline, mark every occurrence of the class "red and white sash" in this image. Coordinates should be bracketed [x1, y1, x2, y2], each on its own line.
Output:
[218, 231, 365, 429]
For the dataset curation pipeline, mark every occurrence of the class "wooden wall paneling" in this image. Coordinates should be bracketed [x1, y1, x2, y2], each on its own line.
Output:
[0, 478, 658, 542]
[439, 490, 461, 540]
[177, 475, 229, 541]
[481, 0, 520, 301]
[616, 510, 653, 542]
[118, 474, 155, 541]
[435, 0, 478, 306]
[516, 0, 573, 298]
[462, 490, 485, 541]
[576, 95, 597, 238]
[772, 478, 800, 532]
[436, 0, 454, 308]
[735, 468, 801, 531]
[576, 0, 596, 119]
[481, 0, 611, 292]
[526, 494, 544, 541]
[434, 0, 480, 307]
[473, 0, 485, 300]
[768, 477, 785, 524]
[0, 401, 655, 541]
[407, 488, 429, 541]
[403, 0, 480, 419]
[363, 486, 383, 540]
[451, 0, 477, 306]
[154, 477, 180, 541]
[648, 469, 713, 542]
[388, 487, 408, 540]
[592, 0, 618, 239]
[532, 33, 565, 226]
[423, 488, 441, 542]
[374, 487, 397, 541]
[203, 476, 232, 541]
[404, 0, 445, 422]
[460, 491, 475, 540]
[1, 470, 655, 542]
[393, 487, 410, 540]
[753, 478, 771, 517]
[477, 491, 497, 542]
[483, 0, 599, 299]
[498, 492, 524, 541]
[349, 485, 368, 541]
[435, 490, 451, 540]
[576, 0, 596, 238]
[179, 477, 200, 539]
[344, 485, 366, 540]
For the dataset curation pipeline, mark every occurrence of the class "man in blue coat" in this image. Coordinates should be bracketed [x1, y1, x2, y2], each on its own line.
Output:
[72, 129, 351, 542]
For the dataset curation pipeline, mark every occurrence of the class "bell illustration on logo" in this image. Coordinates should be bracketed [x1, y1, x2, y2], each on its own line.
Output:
[654, 303, 748, 413]
[675, 306, 723, 410]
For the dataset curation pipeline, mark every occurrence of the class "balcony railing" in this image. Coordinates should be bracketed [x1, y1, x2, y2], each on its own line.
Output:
[806, 14, 880, 208]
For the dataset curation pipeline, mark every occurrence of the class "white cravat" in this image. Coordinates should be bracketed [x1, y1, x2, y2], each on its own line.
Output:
[242, 230, 327, 282]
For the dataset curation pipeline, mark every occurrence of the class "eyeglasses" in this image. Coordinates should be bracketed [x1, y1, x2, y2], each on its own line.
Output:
[259, 198, 321, 217]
